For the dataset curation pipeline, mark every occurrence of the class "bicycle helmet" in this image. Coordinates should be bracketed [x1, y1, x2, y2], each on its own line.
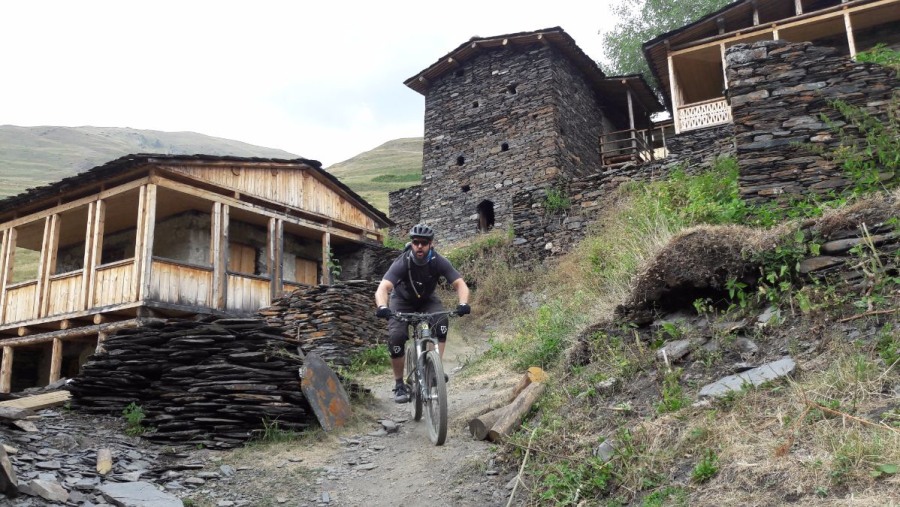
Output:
[409, 223, 435, 240]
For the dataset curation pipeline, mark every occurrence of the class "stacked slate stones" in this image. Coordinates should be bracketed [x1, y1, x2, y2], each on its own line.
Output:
[68, 281, 385, 448]
[259, 280, 387, 367]
[69, 317, 309, 448]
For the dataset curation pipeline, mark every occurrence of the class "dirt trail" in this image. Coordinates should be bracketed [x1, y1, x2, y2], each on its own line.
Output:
[189, 330, 522, 507]
[314, 333, 518, 507]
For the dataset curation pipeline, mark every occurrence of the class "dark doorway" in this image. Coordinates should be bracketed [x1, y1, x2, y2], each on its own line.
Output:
[477, 200, 495, 233]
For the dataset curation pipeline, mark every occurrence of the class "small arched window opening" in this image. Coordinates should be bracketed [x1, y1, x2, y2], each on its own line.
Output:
[472, 100, 480, 108]
[461, 184, 471, 192]
[501, 142, 509, 152]
[456, 156, 465, 166]
[476, 200, 495, 233]
[507, 84, 518, 95]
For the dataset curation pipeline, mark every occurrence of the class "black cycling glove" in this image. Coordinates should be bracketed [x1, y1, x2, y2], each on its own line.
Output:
[375, 306, 392, 319]
[456, 303, 471, 316]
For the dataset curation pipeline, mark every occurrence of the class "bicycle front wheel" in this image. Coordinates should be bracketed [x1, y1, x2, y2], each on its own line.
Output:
[405, 345, 422, 421]
[423, 350, 448, 445]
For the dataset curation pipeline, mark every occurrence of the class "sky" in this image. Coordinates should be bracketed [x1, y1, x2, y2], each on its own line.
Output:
[1, 1, 621, 167]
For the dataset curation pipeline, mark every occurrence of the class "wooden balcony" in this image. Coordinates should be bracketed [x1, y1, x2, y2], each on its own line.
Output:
[677, 98, 733, 132]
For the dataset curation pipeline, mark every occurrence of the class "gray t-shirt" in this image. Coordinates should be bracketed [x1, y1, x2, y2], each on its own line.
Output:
[383, 250, 461, 304]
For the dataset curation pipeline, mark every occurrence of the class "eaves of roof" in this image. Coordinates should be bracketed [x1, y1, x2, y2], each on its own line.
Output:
[0, 153, 394, 228]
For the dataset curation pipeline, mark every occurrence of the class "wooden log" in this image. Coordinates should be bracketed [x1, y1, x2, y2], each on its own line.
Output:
[96, 448, 112, 475]
[487, 382, 546, 443]
[468, 405, 509, 441]
[509, 366, 548, 402]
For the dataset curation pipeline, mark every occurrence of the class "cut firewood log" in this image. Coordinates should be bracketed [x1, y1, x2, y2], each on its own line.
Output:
[488, 382, 546, 443]
[468, 405, 509, 441]
[509, 367, 548, 402]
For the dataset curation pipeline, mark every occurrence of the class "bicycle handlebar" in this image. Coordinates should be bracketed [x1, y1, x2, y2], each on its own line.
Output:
[390, 310, 459, 324]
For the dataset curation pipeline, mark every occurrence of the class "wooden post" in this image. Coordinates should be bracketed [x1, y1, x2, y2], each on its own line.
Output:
[752, 0, 759, 25]
[0, 346, 12, 393]
[794, 0, 803, 16]
[0, 228, 14, 324]
[137, 184, 157, 301]
[132, 185, 147, 301]
[96, 332, 108, 354]
[38, 214, 60, 317]
[269, 218, 283, 299]
[720, 43, 729, 97]
[80, 202, 96, 312]
[844, 11, 857, 58]
[625, 84, 636, 160]
[211, 202, 229, 310]
[667, 52, 681, 134]
[86, 200, 106, 309]
[48, 338, 62, 384]
[321, 231, 331, 285]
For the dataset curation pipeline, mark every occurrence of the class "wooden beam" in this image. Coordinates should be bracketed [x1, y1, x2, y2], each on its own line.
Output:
[150, 176, 368, 242]
[844, 11, 857, 58]
[59, 319, 72, 330]
[211, 202, 229, 310]
[752, 0, 760, 25]
[795, 0, 803, 15]
[96, 331, 108, 354]
[0, 347, 12, 393]
[86, 200, 106, 310]
[38, 214, 60, 317]
[0, 390, 70, 410]
[0, 177, 149, 233]
[48, 338, 62, 383]
[0, 229, 13, 324]
[137, 184, 157, 301]
[0, 319, 138, 348]
[79, 201, 96, 313]
[269, 218, 283, 300]
[132, 185, 147, 303]
[321, 231, 331, 285]
[669, 0, 894, 55]
[667, 54, 682, 134]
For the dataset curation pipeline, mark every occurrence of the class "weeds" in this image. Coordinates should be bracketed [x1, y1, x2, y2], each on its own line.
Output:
[544, 186, 572, 214]
[656, 368, 690, 414]
[122, 402, 148, 436]
[691, 449, 719, 483]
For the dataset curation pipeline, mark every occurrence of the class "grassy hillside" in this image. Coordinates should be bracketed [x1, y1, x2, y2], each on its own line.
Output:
[326, 137, 423, 213]
[0, 125, 300, 198]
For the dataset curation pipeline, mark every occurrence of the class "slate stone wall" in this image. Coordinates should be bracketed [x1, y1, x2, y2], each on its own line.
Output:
[726, 40, 900, 204]
[388, 185, 421, 239]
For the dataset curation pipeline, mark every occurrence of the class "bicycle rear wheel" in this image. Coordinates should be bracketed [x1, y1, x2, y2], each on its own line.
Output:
[423, 350, 448, 445]
[405, 345, 422, 421]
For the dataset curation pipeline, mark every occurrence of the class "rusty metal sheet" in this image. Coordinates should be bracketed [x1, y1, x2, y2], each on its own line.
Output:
[300, 353, 352, 431]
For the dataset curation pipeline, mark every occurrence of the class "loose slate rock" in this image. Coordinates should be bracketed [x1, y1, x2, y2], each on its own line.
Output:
[698, 357, 796, 398]
[99, 481, 184, 507]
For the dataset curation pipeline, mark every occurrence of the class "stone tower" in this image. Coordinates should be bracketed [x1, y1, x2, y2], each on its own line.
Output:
[393, 27, 657, 245]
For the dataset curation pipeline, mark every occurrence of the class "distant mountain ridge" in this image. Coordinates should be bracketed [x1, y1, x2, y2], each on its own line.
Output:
[0, 125, 301, 198]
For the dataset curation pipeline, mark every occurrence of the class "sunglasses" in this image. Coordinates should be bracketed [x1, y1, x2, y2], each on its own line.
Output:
[411, 239, 431, 247]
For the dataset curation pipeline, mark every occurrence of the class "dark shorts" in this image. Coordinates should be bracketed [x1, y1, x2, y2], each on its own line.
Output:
[387, 295, 448, 359]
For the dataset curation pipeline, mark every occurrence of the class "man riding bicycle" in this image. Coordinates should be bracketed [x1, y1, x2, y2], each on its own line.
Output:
[374, 224, 471, 403]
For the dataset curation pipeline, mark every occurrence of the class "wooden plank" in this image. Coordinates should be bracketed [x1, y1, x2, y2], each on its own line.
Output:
[48, 338, 62, 383]
[668, 54, 681, 133]
[844, 11, 856, 57]
[0, 390, 71, 410]
[0, 347, 11, 393]
[211, 203, 228, 310]
[132, 185, 147, 302]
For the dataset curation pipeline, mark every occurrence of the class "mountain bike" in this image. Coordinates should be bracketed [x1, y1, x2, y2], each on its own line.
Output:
[391, 310, 455, 446]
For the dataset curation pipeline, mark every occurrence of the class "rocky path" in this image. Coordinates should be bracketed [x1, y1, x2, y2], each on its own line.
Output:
[1, 330, 521, 506]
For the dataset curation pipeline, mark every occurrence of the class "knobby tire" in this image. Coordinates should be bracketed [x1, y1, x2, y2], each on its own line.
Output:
[405, 345, 422, 421]
[423, 350, 448, 445]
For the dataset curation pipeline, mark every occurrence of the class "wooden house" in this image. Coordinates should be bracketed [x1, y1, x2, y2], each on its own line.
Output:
[0, 154, 392, 393]
[643, 0, 900, 134]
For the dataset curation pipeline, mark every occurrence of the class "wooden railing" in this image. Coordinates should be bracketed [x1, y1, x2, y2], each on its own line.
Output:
[47, 272, 84, 316]
[4, 281, 37, 323]
[92, 259, 137, 307]
[600, 125, 673, 168]
[678, 98, 732, 132]
[148, 258, 213, 308]
[226, 273, 271, 313]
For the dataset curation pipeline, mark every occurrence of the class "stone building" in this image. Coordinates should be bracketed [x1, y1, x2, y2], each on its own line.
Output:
[391, 27, 662, 244]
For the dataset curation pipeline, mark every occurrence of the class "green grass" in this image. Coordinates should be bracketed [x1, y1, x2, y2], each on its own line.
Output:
[325, 138, 423, 213]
